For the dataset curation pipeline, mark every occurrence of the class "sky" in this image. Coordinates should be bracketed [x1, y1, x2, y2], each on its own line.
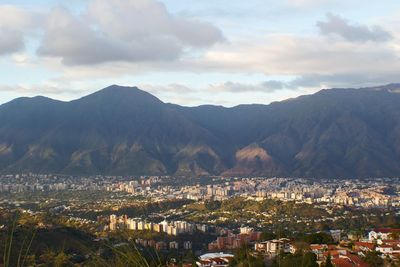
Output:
[0, 0, 399, 106]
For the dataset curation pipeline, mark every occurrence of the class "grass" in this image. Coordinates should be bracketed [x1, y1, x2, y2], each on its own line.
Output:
[1, 222, 164, 267]
[2, 218, 36, 267]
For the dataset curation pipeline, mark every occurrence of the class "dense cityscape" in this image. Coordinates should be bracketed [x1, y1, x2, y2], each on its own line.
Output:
[1, 174, 400, 266]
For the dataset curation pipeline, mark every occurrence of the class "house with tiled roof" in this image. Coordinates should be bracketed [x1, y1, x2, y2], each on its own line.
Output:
[369, 228, 400, 241]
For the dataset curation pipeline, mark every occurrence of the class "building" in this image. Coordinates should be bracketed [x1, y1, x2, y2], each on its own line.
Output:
[169, 241, 179, 249]
[126, 219, 137, 230]
[310, 244, 328, 261]
[153, 223, 163, 233]
[369, 228, 400, 241]
[196, 253, 234, 267]
[109, 214, 117, 231]
[137, 221, 144, 230]
[375, 240, 400, 256]
[184, 241, 192, 250]
[240, 226, 254, 234]
[167, 225, 178, 236]
[254, 238, 293, 256]
[330, 230, 341, 242]
[144, 222, 153, 231]
[155, 241, 167, 250]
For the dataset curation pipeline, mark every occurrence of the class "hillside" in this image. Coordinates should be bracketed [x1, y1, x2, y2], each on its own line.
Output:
[0, 84, 400, 178]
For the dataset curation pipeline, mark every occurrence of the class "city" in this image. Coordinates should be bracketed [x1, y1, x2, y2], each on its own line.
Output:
[1, 174, 400, 266]
[1, 0, 400, 266]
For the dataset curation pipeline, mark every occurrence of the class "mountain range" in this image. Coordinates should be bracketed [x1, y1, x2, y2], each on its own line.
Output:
[0, 84, 400, 178]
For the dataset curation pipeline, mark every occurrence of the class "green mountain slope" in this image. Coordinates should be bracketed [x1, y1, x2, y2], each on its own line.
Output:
[0, 84, 400, 178]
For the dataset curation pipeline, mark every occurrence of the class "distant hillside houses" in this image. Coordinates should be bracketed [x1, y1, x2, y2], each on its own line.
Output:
[108, 214, 197, 235]
[254, 238, 295, 256]
[208, 229, 262, 250]
[196, 252, 234, 267]
[369, 228, 400, 240]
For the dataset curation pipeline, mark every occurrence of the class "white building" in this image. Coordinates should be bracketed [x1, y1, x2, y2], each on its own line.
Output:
[369, 229, 400, 241]
[184, 241, 192, 250]
[196, 253, 234, 267]
[169, 241, 179, 249]
[240, 226, 254, 234]
[254, 238, 293, 256]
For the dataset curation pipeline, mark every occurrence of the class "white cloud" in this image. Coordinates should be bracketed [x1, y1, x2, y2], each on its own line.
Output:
[199, 34, 400, 78]
[208, 80, 290, 93]
[141, 83, 196, 95]
[0, 83, 85, 97]
[20, 29, 400, 102]
[37, 0, 223, 65]
[317, 13, 392, 42]
[0, 5, 37, 55]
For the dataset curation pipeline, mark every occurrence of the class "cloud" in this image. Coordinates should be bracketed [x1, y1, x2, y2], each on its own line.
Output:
[0, 5, 37, 55]
[0, 28, 25, 55]
[29, 29, 400, 102]
[37, 0, 223, 65]
[200, 33, 399, 78]
[317, 13, 392, 42]
[0, 83, 85, 97]
[140, 83, 196, 95]
[209, 80, 290, 93]
[1, 1, 400, 107]
[290, 73, 400, 89]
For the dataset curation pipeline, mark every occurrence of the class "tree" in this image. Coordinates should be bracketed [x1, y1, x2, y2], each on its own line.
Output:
[204, 200, 221, 211]
[301, 252, 318, 267]
[364, 251, 384, 267]
[323, 254, 333, 267]
[261, 232, 276, 241]
[271, 251, 318, 267]
[54, 252, 72, 267]
[229, 246, 264, 267]
[303, 232, 334, 244]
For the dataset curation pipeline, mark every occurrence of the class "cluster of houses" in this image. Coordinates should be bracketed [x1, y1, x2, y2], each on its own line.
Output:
[253, 228, 400, 266]
[108, 214, 196, 235]
[208, 226, 262, 250]
[254, 238, 295, 256]
[134, 238, 193, 251]
[195, 252, 234, 267]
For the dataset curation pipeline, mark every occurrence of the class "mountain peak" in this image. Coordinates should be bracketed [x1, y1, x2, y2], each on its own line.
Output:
[97, 84, 149, 96]
[74, 85, 163, 105]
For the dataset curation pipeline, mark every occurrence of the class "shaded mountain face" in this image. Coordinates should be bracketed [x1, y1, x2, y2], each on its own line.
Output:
[1, 84, 400, 178]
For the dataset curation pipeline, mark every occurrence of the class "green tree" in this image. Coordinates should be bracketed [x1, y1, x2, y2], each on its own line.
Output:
[261, 232, 276, 241]
[301, 252, 318, 267]
[271, 251, 318, 267]
[364, 251, 384, 267]
[205, 200, 221, 211]
[54, 252, 72, 267]
[229, 246, 264, 267]
[323, 254, 333, 267]
[303, 232, 334, 244]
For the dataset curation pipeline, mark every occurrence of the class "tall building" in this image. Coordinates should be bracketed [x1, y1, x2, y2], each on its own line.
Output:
[169, 241, 179, 249]
[183, 241, 192, 250]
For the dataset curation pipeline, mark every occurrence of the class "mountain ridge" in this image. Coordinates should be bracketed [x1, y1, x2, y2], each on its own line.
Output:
[0, 83, 400, 178]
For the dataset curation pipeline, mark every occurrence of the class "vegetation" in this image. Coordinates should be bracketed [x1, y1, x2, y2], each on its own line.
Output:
[3, 85, 400, 177]
[363, 251, 384, 267]
[229, 247, 264, 267]
[271, 251, 318, 267]
[322, 254, 333, 267]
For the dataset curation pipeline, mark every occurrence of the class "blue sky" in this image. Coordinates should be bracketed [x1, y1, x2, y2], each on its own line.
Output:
[0, 0, 399, 106]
